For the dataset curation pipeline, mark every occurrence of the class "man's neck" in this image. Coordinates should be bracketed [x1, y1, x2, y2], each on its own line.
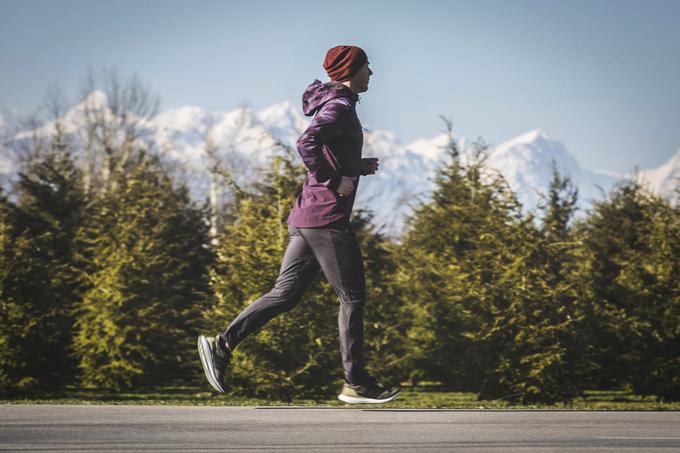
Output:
[327, 80, 359, 102]
[341, 80, 359, 94]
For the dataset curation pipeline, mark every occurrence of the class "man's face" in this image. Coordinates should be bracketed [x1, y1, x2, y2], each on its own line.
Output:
[351, 61, 373, 93]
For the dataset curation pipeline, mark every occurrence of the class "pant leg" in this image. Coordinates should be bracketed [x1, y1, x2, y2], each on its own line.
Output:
[296, 224, 372, 386]
[220, 225, 320, 350]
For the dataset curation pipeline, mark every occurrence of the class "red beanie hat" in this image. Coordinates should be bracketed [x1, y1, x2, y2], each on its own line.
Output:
[323, 45, 368, 82]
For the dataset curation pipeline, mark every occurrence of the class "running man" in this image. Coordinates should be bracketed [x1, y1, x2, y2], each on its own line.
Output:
[198, 45, 400, 404]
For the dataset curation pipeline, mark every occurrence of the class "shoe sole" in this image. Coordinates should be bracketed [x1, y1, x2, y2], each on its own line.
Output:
[337, 392, 400, 404]
[197, 335, 225, 393]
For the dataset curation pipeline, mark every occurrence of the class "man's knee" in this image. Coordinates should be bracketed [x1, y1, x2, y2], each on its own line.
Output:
[268, 284, 304, 312]
[335, 285, 365, 307]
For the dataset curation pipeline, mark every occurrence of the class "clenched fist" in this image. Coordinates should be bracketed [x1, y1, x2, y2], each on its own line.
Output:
[361, 157, 379, 175]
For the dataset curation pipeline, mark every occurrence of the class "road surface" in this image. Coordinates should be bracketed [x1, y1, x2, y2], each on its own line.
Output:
[1, 405, 679, 452]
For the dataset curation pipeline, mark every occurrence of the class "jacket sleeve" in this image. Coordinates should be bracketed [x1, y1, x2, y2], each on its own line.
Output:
[296, 100, 347, 191]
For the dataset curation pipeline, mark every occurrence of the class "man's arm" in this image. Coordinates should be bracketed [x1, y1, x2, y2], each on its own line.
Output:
[296, 99, 349, 191]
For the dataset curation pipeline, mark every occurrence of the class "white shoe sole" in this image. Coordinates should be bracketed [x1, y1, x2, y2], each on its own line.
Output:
[197, 335, 225, 393]
[337, 392, 400, 404]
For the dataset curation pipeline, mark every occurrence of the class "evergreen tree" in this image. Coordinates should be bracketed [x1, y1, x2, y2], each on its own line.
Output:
[542, 162, 579, 242]
[581, 180, 679, 400]
[0, 189, 18, 393]
[630, 198, 680, 401]
[399, 125, 591, 403]
[581, 181, 677, 391]
[397, 125, 524, 393]
[74, 151, 212, 390]
[486, 168, 591, 403]
[0, 141, 86, 394]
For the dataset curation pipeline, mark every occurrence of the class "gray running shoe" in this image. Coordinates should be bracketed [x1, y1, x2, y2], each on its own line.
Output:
[338, 379, 401, 404]
[197, 334, 231, 393]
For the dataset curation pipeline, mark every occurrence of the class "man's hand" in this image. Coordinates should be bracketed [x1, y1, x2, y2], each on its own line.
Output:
[361, 157, 379, 175]
[336, 176, 358, 197]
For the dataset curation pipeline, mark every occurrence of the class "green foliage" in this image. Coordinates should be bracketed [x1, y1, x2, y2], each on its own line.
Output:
[398, 126, 593, 403]
[481, 167, 594, 403]
[542, 161, 579, 241]
[631, 200, 680, 401]
[0, 143, 85, 395]
[350, 209, 409, 385]
[579, 180, 680, 400]
[74, 151, 212, 390]
[398, 129, 523, 392]
[2, 109, 678, 403]
[579, 181, 660, 387]
[0, 189, 16, 393]
[487, 174, 592, 404]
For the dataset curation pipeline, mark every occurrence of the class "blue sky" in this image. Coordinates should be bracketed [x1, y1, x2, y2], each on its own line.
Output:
[1, 0, 679, 173]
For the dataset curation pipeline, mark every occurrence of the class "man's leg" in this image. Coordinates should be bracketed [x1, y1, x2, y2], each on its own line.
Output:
[219, 225, 320, 351]
[296, 225, 372, 386]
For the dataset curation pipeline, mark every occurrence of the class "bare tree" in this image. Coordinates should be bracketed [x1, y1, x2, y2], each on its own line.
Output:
[203, 113, 247, 245]
[43, 83, 71, 154]
[205, 135, 222, 243]
[0, 83, 71, 199]
[0, 111, 19, 195]
[12, 115, 48, 172]
[76, 66, 160, 195]
[202, 103, 298, 244]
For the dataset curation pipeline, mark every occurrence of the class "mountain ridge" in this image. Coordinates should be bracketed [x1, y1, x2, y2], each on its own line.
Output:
[1, 95, 677, 237]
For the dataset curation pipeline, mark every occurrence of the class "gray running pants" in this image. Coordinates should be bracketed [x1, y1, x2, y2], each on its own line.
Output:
[219, 223, 371, 386]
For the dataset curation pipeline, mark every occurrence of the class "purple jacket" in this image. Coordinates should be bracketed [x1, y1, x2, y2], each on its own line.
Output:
[287, 80, 364, 228]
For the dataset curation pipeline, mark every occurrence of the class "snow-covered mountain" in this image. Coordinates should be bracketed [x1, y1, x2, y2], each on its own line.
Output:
[0, 107, 21, 182]
[2, 94, 678, 237]
[364, 128, 623, 235]
[638, 149, 680, 197]
[486, 129, 622, 209]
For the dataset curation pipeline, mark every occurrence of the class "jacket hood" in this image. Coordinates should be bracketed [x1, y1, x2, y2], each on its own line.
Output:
[301, 79, 359, 116]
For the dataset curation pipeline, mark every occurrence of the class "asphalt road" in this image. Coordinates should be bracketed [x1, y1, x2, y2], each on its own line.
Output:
[1, 405, 679, 452]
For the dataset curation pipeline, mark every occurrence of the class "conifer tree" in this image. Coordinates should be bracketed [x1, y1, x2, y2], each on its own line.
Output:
[398, 124, 591, 403]
[74, 151, 212, 390]
[542, 162, 579, 242]
[630, 198, 680, 401]
[485, 168, 591, 403]
[0, 140, 85, 394]
[579, 180, 661, 390]
[581, 180, 679, 400]
[397, 122, 524, 392]
[0, 189, 17, 393]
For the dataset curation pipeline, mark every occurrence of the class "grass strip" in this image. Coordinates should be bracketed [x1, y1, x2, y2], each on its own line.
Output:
[2, 385, 678, 410]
